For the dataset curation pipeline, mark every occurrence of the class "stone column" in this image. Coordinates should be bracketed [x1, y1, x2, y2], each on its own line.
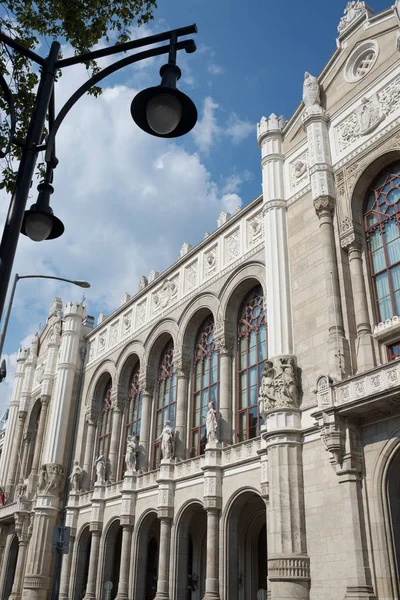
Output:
[214, 333, 234, 446]
[9, 507, 32, 600]
[138, 371, 155, 471]
[0, 348, 28, 486]
[82, 413, 97, 489]
[115, 471, 137, 600]
[20, 437, 30, 481]
[83, 480, 106, 600]
[303, 101, 350, 379]
[155, 458, 175, 600]
[174, 352, 191, 460]
[259, 359, 310, 600]
[23, 302, 86, 600]
[202, 442, 222, 600]
[341, 231, 376, 372]
[30, 397, 50, 476]
[109, 386, 126, 482]
[59, 490, 80, 600]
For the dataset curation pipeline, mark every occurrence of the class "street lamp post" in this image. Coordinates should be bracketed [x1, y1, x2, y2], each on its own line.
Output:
[0, 273, 91, 380]
[0, 24, 197, 327]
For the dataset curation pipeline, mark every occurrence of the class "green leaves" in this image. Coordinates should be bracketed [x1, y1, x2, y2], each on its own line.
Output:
[0, 0, 157, 192]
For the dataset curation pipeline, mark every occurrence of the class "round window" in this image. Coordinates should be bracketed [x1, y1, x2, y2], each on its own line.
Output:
[344, 40, 378, 83]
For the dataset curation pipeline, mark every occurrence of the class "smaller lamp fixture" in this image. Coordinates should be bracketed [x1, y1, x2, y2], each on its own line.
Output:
[21, 180, 64, 242]
[131, 63, 197, 138]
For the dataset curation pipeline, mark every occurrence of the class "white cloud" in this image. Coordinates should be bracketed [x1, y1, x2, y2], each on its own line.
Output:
[191, 96, 221, 153]
[221, 193, 242, 213]
[226, 112, 254, 144]
[208, 64, 224, 76]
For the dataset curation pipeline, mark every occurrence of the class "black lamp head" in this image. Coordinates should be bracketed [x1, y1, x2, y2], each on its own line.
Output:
[131, 63, 197, 138]
[21, 181, 64, 242]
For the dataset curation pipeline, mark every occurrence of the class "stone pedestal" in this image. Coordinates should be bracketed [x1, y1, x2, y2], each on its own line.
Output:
[115, 472, 137, 600]
[202, 442, 222, 600]
[59, 491, 80, 600]
[83, 482, 106, 600]
[138, 373, 155, 471]
[154, 459, 175, 600]
[9, 507, 31, 600]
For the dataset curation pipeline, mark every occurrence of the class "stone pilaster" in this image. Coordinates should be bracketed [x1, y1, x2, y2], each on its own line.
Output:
[259, 355, 310, 600]
[340, 227, 376, 372]
[0, 348, 28, 487]
[173, 351, 191, 460]
[9, 504, 32, 600]
[213, 328, 234, 446]
[154, 459, 175, 600]
[314, 411, 375, 600]
[303, 104, 350, 380]
[83, 480, 106, 600]
[30, 397, 50, 477]
[138, 371, 155, 472]
[202, 442, 222, 600]
[82, 410, 98, 489]
[115, 472, 137, 600]
[109, 385, 126, 482]
[257, 113, 293, 358]
[59, 490, 80, 600]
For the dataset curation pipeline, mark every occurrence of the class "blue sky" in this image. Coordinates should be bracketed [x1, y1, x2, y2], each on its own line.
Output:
[0, 0, 392, 408]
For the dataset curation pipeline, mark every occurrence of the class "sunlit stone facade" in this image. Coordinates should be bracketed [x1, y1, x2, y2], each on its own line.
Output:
[2, 3, 400, 600]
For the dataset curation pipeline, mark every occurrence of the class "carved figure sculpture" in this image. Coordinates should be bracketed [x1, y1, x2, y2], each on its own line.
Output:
[95, 455, 106, 483]
[302, 72, 320, 107]
[125, 435, 139, 472]
[46, 464, 63, 495]
[69, 460, 83, 491]
[15, 480, 27, 502]
[259, 356, 298, 419]
[338, 1, 366, 34]
[38, 466, 47, 492]
[157, 421, 175, 459]
[203, 402, 218, 444]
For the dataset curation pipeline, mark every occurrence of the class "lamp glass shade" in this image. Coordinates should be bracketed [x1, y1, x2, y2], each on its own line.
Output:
[24, 212, 53, 242]
[146, 93, 183, 135]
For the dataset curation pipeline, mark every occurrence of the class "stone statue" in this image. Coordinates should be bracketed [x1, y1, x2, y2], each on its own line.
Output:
[259, 356, 299, 418]
[302, 72, 320, 107]
[46, 464, 63, 495]
[125, 435, 139, 473]
[157, 421, 175, 460]
[15, 480, 27, 502]
[95, 455, 106, 483]
[203, 402, 218, 444]
[69, 460, 83, 491]
[38, 465, 47, 492]
[338, 1, 367, 34]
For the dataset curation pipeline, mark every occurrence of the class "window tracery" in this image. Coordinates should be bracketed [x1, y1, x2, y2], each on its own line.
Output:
[190, 316, 219, 457]
[152, 341, 176, 469]
[364, 161, 400, 322]
[237, 286, 267, 442]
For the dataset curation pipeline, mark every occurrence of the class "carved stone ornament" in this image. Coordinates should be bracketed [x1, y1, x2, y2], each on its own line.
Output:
[293, 160, 307, 179]
[153, 279, 178, 311]
[37, 463, 65, 497]
[36, 363, 45, 384]
[313, 196, 335, 217]
[125, 435, 139, 473]
[337, 1, 367, 35]
[258, 356, 299, 418]
[138, 276, 148, 292]
[69, 461, 83, 492]
[214, 333, 234, 356]
[123, 312, 131, 333]
[302, 72, 320, 107]
[320, 414, 346, 467]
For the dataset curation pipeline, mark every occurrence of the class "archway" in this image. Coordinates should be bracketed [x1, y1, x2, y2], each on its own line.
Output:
[102, 520, 122, 600]
[175, 502, 207, 600]
[387, 446, 400, 595]
[2, 535, 18, 600]
[226, 491, 267, 599]
[134, 512, 160, 600]
[73, 526, 91, 600]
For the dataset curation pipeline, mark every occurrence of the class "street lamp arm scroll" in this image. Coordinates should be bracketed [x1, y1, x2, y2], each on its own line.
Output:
[45, 39, 195, 163]
[0, 72, 16, 158]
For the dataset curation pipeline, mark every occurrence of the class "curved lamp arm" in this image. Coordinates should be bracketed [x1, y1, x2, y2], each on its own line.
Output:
[0, 72, 16, 158]
[45, 38, 195, 163]
[0, 273, 90, 359]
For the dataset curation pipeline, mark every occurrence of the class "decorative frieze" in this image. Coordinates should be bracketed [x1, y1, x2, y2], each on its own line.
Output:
[152, 278, 178, 313]
[204, 246, 218, 277]
[37, 463, 65, 497]
[258, 356, 299, 418]
[136, 300, 147, 328]
[247, 212, 263, 246]
[225, 228, 240, 262]
[110, 321, 119, 347]
[185, 261, 198, 291]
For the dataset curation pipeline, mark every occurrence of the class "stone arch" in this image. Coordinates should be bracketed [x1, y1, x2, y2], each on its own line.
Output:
[370, 427, 400, 600]
[23, 398, 42, 478]
[2, 534, 18, 600]
[349, 149, 400, 226]
[100, 517, 122, 600]
[173, 500, 206, 600]
[85, 360, 115, 417]
[144, 319, 179, 375]
[219, 262, 266, 327]
[72, 524, 91, 600]
[179, 293, 220, 353]
[116, 340, 145, 392]
[222, 488, 267, 600]
[131, 510, 160, 600]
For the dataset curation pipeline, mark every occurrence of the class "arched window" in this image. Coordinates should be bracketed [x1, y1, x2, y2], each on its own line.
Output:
[237, 285, 267, 442]
[120, 364, 142, 478]
[152, 341, 176, 469]
[25, 402, 41, 477]
[94, 379, 112, 479]
[364, 161, 400, 325]
[190, 316, 219, 457]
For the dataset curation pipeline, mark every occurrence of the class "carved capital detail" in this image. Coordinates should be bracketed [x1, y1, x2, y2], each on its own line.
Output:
[314, 411, 362, 474]
[110, 386, 127, 411]
[268, 556, 310, 581]
[313, 196, 335, 217]
[258, 355, 299, 419]
[173, 350, 191, 378]
[214, 333, 235, 356]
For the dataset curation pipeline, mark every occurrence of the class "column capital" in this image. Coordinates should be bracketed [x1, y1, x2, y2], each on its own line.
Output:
[302, 103, 329, 128]
[37, 463, 65, 498]
[313, 195, 335, 217]
[40, 395, 50, 407]
[340, 228, 364, 253]
[214, 332, 234, 357]
[110, 384, 127, 411]
[262, 199, 287, 216]
[173, 350, 191, 378]
[139, 369, 155, 395]
[85, 405, 99, 425]
[258, 355, 299, 420]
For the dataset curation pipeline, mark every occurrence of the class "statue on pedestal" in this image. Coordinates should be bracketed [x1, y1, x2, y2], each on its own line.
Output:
[125, 435, 139, 472]
[95, 455, 106, 483]
[157, 421, 175, 460]
[69, 461, 83, 491]
[203, 402, 218, 444]
[302, 72, 320, 106]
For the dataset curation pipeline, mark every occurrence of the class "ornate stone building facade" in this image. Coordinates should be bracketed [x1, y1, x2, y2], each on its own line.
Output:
[2, 3, 400, 600]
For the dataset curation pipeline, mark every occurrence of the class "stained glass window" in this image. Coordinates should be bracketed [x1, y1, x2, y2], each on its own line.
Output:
[237, 285, 267, 442]
[190, 316, 219, 457]
[152, 341, 176, 469]
[364, 162, 400, 322]
[120, 364, 142, 479]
